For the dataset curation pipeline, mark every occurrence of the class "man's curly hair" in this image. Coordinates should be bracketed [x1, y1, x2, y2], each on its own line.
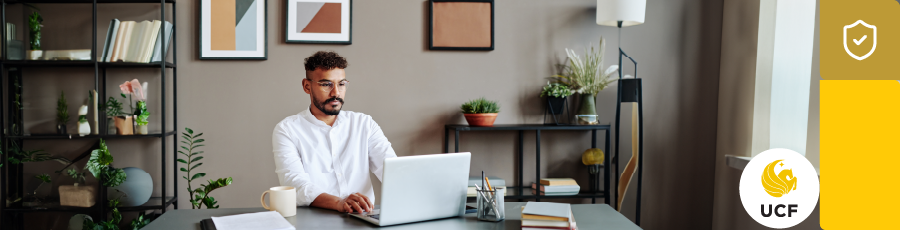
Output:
[304, 51, 348, 72]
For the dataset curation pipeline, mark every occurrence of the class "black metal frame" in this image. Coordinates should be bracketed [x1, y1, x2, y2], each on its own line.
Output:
[444, 124, 612, 204]
[285, 0, 352, 44]
[542, 96, 571, 125]
[428, 0, 494, 51]
[614, 20, 644, 226]
[0, 1, 178, 229]
[199, 0, 267, 59]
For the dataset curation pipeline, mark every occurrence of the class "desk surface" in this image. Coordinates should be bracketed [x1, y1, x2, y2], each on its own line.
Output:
[143, 202, 640, 230]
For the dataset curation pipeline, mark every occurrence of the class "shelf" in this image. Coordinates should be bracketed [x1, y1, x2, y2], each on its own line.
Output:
[7, 131, 176, 140]
[4, 0, 175, 4]
[2, 60, 175, 68]
[3, 196, 175, 213]
[447, 124, 611, 131]
[502, 187, 607, 199]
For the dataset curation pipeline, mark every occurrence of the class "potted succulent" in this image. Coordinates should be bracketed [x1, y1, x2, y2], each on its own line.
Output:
[540, 82, 573, 115]
[59, 168, 95, 207]
[553, 37, 619, 125]
[103, 96, 126, 135]
[27, 11, 43, 60]
[461, 97, 500, 127]
[57, 91, 69, 134]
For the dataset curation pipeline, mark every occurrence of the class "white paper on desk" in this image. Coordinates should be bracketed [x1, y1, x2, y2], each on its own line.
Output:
[211, 211, 295, 230]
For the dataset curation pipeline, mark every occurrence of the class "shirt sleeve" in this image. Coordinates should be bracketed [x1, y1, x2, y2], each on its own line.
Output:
[367, 118, 398, 182]
[272, 122, 326, 206]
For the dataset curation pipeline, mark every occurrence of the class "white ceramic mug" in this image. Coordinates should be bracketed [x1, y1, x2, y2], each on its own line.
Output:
[260, 186, 297, 217]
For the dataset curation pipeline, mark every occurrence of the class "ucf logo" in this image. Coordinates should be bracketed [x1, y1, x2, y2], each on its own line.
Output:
[739, 149, 819, 228]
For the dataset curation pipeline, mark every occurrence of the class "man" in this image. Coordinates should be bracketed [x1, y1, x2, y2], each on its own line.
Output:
[273, 51, 397, 214]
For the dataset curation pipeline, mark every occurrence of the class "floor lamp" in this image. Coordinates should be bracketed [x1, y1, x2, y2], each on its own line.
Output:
[596, 0, 646, 226]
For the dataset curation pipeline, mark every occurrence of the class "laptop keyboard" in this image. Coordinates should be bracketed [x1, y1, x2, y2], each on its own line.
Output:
[368, 214, 380, 220]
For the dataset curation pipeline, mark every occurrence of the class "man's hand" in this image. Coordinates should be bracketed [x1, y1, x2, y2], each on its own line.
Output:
[336, 193, 374, 213]
[310, 192, 373, 213]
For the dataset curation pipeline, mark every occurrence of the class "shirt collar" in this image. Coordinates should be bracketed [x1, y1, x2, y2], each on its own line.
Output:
[300, 105, 342, 128]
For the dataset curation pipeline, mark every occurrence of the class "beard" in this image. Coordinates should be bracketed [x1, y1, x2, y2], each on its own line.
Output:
[313, 94, 344, 115]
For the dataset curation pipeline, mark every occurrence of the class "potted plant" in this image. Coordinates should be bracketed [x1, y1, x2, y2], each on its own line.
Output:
[102, 96, 125, 135]
[119, 79, 147, 135]
[27, 11, 42, 60]
[57, 91, 69, 134]
[135, 101, 149, 135]
[59, 168, 95, 207]
[178, 127, 233, 209]
[540, 82, 573, 115]
[461, 97, 500, 127]
[553, 37, 619, 125]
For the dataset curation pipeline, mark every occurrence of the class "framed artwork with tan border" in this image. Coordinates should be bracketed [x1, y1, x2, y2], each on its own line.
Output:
[429, 0, 494, 51]
[199, 0, 268, 60]
[286, 0, 352, 44]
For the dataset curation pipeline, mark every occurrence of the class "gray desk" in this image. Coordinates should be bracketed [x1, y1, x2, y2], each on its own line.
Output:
[142, 202, 641, 230]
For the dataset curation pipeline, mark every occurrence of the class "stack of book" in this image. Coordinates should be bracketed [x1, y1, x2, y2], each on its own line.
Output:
[532, 178, 580, 196]
[100, 19, 174, 63]
[521, 202, 576, 230]
[467, 176, 506, 197]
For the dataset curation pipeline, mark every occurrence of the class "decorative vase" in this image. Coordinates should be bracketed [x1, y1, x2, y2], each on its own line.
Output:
[26, 50, 42, 60]
[108, 167, 153, 206]
[78, 121, 90, 136]
[107, 118, 117, 135]
[576, 94, 599, 125]
[114, 116, 133, 135]
[59, 184, 96, 207]
[464, 113, 498, 127]
[136, 124, 148, 135]
[57, 124, 67, 135]
[547, 96, 567, 115]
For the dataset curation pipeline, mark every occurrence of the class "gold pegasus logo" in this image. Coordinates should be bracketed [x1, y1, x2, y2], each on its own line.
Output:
[761, 160, 797, 197]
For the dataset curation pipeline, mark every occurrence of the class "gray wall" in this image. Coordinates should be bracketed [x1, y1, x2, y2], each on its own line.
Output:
[9, 0, 724, 229]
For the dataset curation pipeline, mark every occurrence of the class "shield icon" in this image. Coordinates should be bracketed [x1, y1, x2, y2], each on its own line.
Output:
[844, 20, 877, 61]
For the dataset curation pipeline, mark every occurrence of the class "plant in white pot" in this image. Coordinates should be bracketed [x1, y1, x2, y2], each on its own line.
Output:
[59, 168, 95, 207]
[27, 12, 43, 60]
[552, 37, 620, 125]
[77, 105, 90, 136]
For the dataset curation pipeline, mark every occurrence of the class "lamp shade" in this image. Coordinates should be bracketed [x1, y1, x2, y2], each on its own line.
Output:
[596, 0, 646, 27]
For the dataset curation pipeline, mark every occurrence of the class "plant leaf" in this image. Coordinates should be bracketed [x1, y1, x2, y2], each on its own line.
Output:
[177, 159, 188, 164]
[180, 168, 188, 172]
[186, 127, 193, 134]
[190, 162, 203, 170]
[193, 133, 203, 138]
[191, 151, 204, 156]
[192, 156, 204, 162]
[192, 173, 206, 180]
[193, 139, 205, 143]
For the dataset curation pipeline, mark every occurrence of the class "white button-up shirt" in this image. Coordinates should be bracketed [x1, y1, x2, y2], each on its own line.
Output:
[272, 107, 397, 206]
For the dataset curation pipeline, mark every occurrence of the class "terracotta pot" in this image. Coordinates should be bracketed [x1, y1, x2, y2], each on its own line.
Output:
[114, 116, 133, 135]
[464, 113, 498, 127]
[59, 184, 96, 207]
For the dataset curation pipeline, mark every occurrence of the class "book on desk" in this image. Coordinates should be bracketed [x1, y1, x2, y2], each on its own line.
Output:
[521, 202, 577, 230]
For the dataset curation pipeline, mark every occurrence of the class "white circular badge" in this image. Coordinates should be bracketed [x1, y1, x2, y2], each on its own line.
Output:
[739, 148, 819, 229]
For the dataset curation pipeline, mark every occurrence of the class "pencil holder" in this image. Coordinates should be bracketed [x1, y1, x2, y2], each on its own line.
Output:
[476, 187, 505, 222]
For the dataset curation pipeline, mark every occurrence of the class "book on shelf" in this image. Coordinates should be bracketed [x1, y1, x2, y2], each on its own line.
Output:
[540, 178, 578, 186]
[102, 18, 173, 63]
[521, 202, 576, 230]
[531, 183, 580, 193]
[532, 190, 579, 196]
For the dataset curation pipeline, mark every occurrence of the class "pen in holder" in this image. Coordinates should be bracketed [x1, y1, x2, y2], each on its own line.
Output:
[476, 187, 505, 222]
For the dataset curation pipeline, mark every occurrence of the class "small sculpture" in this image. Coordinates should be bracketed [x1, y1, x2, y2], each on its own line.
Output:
[77, 105, 90, 136]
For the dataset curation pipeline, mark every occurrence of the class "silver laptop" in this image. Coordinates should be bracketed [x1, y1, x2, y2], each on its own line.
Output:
[350, 152, 471, 226]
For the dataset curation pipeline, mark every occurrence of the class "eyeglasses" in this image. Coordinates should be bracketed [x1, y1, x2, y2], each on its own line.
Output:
[313, 80, 350, 92]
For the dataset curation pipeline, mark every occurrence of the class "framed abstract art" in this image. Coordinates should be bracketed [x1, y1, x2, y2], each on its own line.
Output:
[200, 0, 268, 60]
[286, 0, 352, 44]
[429, 0, 494, 51]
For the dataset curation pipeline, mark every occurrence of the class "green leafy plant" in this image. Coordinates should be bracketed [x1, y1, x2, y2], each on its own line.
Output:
[67, 168, 86, 185]
[83, 199, 123, 230]
[103, 96, 126, 117]
[178, 127, 233, 209]
[28, 12, 42, 50]
[552, 37, 619, 95]
[540, 82, 573, 98]
[85, 139, 126, 187]
[33, 173, 51, 196]
[460, 97, 500, 114]
[129, 213, 152, 230]
[57, 91, 69, 125]
[135, 101, 149, 126]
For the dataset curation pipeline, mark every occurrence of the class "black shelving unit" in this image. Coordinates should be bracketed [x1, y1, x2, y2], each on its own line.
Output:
[444, 124, 614, 206]
[0, 0, 177, 229]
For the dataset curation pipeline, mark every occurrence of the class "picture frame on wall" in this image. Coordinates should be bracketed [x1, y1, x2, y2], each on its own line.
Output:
[429, 0, 494, 51]
[200, 0, 268, 60]
[286, 0, 352, 44]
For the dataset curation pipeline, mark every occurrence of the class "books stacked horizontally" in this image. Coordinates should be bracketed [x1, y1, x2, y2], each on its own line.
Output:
[532, 178, 580, 196]
[468, 176, 506, 197]
[521, 202, 576, 230]
[100, 19, 174, 63]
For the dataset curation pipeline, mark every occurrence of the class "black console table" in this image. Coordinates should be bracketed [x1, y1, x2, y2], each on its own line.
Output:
[444, 124, 614, 206]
